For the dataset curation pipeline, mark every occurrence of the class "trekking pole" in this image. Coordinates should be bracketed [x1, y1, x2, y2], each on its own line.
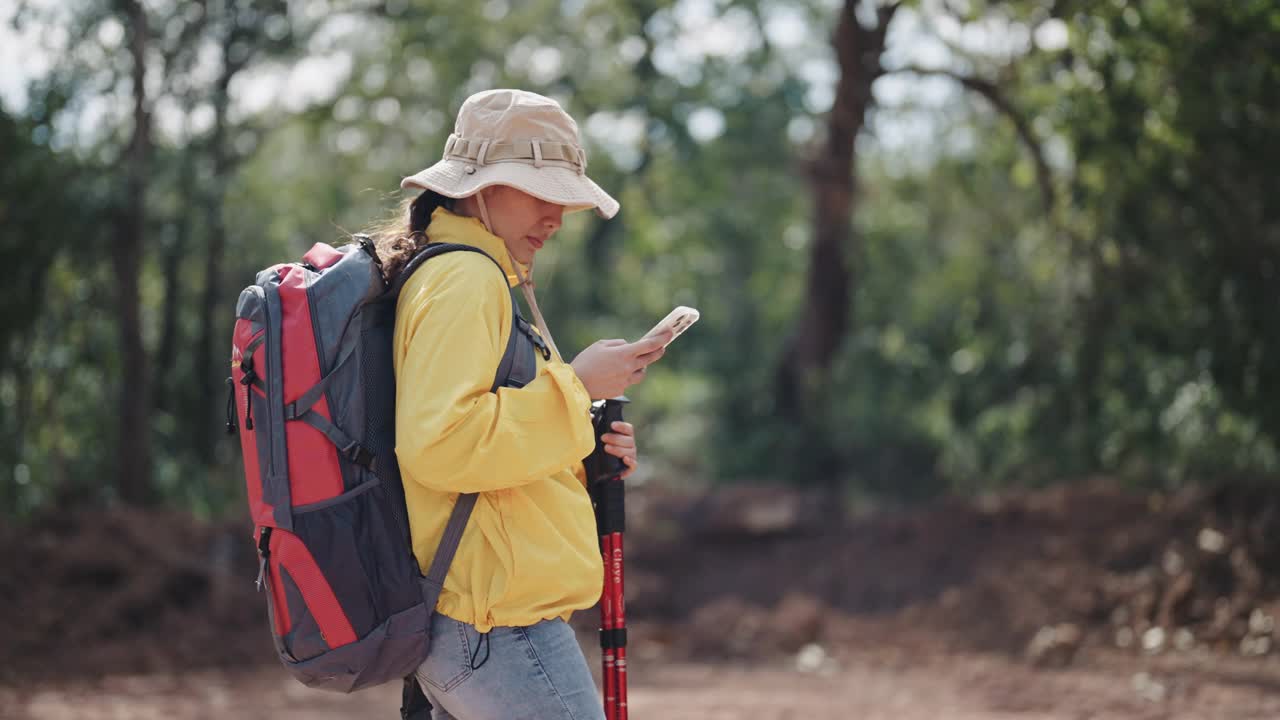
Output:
[588, 397, 630, 720]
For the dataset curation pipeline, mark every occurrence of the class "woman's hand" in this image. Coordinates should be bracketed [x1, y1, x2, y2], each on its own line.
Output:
[570, 332, 671, 400]
[600, 421, 640, 479]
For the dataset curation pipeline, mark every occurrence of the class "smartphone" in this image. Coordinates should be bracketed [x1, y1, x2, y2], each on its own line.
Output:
[643, 306, 700, 348]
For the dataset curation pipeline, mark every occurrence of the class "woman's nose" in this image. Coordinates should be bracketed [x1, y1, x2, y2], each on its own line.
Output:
[543, 210, 563, 233]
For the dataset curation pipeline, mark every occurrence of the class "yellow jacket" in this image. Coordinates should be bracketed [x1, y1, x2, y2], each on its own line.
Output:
[392, 207, 601, 632]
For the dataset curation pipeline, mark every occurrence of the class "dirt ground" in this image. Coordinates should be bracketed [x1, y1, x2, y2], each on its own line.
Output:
[5, 645, 1280, 719]
[5, 478, 1280, 718]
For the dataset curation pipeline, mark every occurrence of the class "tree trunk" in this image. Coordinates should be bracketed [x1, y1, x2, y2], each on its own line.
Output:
[155, 145, 196, 413]
[195, 28, 237, 463]
[112, 0, 153, 504]
[775, 2, 898, 417]
[772, 2, 899, 516]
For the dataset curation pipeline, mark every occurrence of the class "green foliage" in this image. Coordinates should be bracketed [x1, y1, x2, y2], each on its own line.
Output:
[3, 0, 1279, 518]
[0, 104, 109, 514]
[1048, 0, 1280, 482]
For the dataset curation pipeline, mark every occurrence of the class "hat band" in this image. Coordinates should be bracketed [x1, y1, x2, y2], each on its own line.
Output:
[443, 134, 588, 174]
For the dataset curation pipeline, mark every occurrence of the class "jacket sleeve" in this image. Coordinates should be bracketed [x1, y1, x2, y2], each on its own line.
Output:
[393, 254, 597, 494]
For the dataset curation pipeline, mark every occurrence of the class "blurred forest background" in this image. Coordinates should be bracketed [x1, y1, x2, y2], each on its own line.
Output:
[5, 0, 1279, 519]
[5, 0, 1280, 716]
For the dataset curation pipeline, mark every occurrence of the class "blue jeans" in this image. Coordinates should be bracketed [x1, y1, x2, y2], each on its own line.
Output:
[415, 613, 606, 720]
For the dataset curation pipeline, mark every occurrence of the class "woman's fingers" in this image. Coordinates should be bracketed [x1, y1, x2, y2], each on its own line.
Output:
[614, 453, 636, 478]
[603, 420, 638, 477]
[604, 444, 638, 478]
[603, 446, 636, 461]
[635, 345, 666, 366]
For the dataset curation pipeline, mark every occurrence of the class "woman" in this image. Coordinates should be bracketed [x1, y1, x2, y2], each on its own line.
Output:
[370, 89, 668, 720]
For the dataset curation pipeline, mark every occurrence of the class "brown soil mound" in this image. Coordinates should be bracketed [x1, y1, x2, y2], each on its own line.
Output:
[0, 507, 270, 684]
[4, 479, 1278, 685]
[618, 479, 1280, 664]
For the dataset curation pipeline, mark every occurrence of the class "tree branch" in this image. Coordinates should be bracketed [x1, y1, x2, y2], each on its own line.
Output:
[894, 64, 1057, 218]
[877, 1, 904, 30]
[159, 0, 209, 81]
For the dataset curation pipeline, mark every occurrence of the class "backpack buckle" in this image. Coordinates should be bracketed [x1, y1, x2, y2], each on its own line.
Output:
[354, 234, 381, 264]
[517, 317, 552, 361]
[343, 442, 375, 469]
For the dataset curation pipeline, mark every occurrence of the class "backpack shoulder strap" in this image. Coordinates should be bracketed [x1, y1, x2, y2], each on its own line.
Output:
[389, 242, 484, 299]
[392, 242, 524, 627]
[389, 242, 522, 392]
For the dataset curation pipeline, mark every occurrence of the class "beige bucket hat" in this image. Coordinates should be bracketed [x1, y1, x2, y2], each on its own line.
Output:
[400, 89, 619, 219]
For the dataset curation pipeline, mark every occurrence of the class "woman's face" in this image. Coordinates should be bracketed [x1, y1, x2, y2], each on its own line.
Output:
[479, 185, 565, 265]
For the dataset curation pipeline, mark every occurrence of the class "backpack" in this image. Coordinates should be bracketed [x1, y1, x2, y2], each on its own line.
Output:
[225, 236, 547, 699]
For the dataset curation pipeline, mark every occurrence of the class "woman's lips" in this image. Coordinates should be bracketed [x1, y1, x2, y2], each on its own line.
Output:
[527, 236, 545, 249]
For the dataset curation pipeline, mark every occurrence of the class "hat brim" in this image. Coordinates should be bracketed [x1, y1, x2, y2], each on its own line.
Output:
[400, 159, 619, 219]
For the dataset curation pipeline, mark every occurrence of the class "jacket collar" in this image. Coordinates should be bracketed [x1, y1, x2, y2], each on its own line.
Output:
[427, 206, 525, 289]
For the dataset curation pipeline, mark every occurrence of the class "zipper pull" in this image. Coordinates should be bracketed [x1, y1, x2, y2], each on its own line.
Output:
[225, 377, 238, 434]
[240, 356, 257, 430]
[255, 527, 273, 592]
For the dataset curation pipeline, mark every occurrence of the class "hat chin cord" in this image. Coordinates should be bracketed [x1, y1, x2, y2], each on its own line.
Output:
[475, 190, 564, 364]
